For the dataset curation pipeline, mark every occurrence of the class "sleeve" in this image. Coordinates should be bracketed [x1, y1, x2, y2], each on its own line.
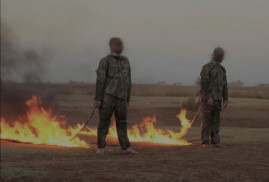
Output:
[222, 70, 228, 102]
[94, 58, 108, 101]
[127, 62, 132, 102]
[200, 65, 212, 100]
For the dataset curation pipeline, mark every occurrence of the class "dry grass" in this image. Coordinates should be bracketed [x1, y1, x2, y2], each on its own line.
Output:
[131, 84, 200, 97]
[181, 96, 200, 111]
[2, 128, 269, 182]
[2, 82, 269, 99]
[1, 89, 269, 182]
[228, 86, 269, 99]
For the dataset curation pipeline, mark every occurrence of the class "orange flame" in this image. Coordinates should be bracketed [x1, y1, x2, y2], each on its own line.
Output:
[0, 96, 88, 148]
[1, 96, 193, 147]
[82, 108, 192, 146]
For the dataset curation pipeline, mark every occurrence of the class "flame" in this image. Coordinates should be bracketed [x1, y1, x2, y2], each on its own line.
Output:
[1, 96, 194, 147]
[82, 108, 192, 146]
[0, 96, 89, 148]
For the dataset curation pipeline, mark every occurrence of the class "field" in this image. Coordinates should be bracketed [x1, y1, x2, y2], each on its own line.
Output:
[1, 83, 269, 182]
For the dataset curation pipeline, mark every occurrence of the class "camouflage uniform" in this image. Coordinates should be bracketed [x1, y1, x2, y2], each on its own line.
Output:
[95, 54, 131, 149]
[200, 61, 228, 144]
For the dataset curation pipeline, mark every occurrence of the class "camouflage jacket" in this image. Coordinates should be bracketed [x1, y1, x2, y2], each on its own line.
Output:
[200, 61, 228, 101]
[95, 54, 131, 101]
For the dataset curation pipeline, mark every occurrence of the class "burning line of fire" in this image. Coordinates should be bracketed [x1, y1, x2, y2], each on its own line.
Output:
[0, 96, 194, 148]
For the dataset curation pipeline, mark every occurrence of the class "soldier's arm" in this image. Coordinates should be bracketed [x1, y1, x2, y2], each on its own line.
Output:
[223, 70, 228, 102]
[200, 65, 212, 100]
[95, 58, 108, 101]
[127, 62, 132, 103]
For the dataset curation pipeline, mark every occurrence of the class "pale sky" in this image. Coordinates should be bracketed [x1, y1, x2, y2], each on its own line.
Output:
[2, 0, 269, 85]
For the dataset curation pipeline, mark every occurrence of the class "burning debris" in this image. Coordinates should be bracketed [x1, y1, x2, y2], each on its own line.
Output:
[0, 96, 194, 147]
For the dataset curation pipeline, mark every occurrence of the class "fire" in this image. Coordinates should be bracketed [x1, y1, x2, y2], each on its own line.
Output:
[0, 96, 88, 148]
[1, 96, 194, 148]
[82, 109, 192, 146]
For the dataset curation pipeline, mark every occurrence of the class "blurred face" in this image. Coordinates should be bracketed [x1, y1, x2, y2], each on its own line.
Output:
[214, 53, 225, 63]
[110, 40, 124, 54]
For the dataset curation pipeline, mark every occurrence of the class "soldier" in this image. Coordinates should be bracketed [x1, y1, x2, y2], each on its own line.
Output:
[94, 37, 138, 154]
[200, 47, 228, 148]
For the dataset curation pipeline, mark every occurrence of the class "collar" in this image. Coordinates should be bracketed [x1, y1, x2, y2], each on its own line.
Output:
[110, 53, 121, 57]
[211, 60, 221, 64]
[109, 53, 124, 60]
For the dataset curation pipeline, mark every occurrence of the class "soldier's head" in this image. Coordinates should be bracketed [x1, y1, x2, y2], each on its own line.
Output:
[212, 47, 225, 63]
[109, 37, 124, 54]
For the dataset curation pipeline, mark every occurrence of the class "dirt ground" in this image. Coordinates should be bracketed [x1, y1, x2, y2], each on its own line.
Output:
[1, 95, 269, 182]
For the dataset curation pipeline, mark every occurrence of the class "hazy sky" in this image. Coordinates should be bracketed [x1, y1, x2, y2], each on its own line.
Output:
[2, 0, 269, 85]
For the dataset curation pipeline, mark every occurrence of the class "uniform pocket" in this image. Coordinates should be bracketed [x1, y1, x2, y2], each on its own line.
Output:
[121, 70, 129, 77]
[107, 66, 119, 77]
[121, 70, 130, 86]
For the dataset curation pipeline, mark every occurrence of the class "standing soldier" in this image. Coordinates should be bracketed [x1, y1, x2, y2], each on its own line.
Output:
[200, 47, 228, 148]
[94, 37, 138, 154]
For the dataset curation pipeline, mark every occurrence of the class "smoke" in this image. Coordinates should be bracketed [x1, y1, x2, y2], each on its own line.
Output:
[1, 21, 57, 121]
[1, 21, 51, 82]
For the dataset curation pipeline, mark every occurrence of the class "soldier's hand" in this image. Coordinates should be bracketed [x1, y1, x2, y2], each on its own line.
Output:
[223, 101, 228, 108]
[207, 98, 214, 106]
[94, 101, 102, 108]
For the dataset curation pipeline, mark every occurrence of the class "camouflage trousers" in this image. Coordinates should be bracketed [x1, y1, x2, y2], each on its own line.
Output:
[97, 94, 130, 150]
[201, 100, 222, 144]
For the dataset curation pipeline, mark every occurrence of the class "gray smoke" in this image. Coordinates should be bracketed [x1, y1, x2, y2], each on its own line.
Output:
[1, 21, 51, 82]
[1, 22, 56, 120]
